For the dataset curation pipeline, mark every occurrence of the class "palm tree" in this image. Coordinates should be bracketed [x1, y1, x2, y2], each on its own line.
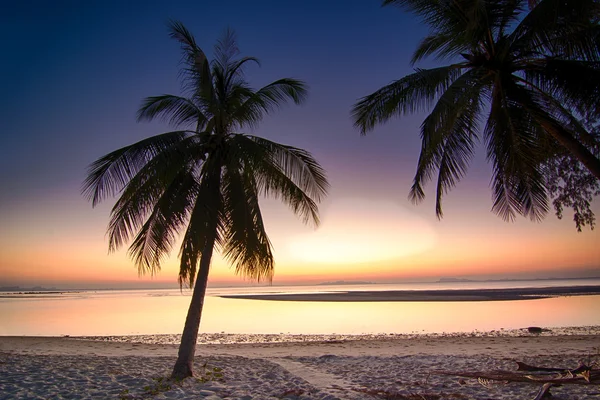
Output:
[82, 22, 328, 379]
[352, 0, 600, 222]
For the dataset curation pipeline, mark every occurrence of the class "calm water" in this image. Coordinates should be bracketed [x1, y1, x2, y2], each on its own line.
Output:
[1, 279, 599, 337]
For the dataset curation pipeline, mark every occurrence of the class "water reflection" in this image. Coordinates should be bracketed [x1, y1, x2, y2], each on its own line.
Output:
[1, 287, 599, 336]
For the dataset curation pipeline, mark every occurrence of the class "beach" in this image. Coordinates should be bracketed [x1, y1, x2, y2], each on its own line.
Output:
[2, 331, 599, 399]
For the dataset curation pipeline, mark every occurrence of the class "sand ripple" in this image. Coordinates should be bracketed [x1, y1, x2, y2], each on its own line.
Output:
[1, 352, 599, 399]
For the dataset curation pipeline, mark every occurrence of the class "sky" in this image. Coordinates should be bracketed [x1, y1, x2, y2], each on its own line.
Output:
[1, 0, 598, 289]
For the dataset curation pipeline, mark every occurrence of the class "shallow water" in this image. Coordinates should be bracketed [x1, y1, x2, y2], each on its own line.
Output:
[1, 280, 599, 337]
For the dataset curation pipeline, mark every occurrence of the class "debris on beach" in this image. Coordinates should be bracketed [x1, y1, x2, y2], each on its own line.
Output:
[433, 360, 599, 399]
[526, 327, 552, 334]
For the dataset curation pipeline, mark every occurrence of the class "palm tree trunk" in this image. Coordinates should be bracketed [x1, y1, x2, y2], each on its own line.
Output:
[171, 168, 222, 380]
[171, 233, 216, 380]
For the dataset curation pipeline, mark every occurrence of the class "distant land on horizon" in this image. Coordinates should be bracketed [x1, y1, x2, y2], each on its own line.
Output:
[0, 286, 59, 292]
[3, 275, 600, 292]
[436, 276, 600, 283]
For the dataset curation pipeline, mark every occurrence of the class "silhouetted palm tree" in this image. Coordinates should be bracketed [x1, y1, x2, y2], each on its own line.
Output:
[83, 22, 328, 379]
[353, 0, 600, 221]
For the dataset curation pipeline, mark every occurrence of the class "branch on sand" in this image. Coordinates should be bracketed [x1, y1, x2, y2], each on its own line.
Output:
[433, 360, 598, 399]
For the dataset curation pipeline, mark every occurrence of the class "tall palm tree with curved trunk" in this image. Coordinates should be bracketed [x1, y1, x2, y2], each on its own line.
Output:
[82, 22, 328, 379]
[353, 0, 600, 222]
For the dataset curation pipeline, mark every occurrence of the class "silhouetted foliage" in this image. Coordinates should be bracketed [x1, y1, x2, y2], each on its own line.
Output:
[83, 21, 328, 379]
[545, 118, 600, 231]
[353, 0, 600, 227]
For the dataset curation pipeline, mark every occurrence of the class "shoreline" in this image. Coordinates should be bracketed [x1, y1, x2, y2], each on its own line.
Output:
[2, 330, 600, 357]
[218, 285, 600, 302]
[2, 325, 599, 347]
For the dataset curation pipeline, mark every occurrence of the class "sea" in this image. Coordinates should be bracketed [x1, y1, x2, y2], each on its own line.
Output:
[1, 279, 599, 339]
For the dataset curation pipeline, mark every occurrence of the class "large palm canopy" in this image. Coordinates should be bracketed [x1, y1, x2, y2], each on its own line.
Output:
[353, 0, 600, 222]
[82, 22, 328, 378]
[83, 22, 328, 285]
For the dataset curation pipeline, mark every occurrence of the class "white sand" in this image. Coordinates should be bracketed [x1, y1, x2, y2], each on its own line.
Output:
[1, 333, 599, 399]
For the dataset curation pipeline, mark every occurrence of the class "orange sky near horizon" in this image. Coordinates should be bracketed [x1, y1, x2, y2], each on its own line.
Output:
[1, 193, 598, 289]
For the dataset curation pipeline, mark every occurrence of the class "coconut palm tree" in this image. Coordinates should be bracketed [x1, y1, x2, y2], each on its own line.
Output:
[352, 0, 600, 221]
[82, 22, 328, 379]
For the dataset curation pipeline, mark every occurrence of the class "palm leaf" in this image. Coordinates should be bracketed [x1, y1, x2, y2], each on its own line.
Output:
[511, 0, 600, 61]
[231, 78, 308, 129]
[221, 153, 274, 282]
[485, 78, 550, 221]
[127, 169, 197, 275]
[386, 0, 524, 62]
[225, 56, 260, 89]
[82, 130, 192, 206]
[524, 59, 600, 119]
[167, 20, 214, 103]
[411, 33, 462, 64]
[105, 135, 200, 252]
[410, 68, 488, 215]
[246, 136, 328, 201]
[228, 135, 326, 226]
[137, 94, 204, 128]
[352, 65, 465, 134]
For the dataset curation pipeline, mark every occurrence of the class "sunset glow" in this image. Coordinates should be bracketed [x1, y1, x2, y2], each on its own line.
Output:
[287, 200, 437, 264]
[1, 1, 598, 290]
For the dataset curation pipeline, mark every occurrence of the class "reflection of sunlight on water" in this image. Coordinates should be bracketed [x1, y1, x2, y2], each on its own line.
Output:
[286, 199, 437, 264]
[1, 288, 599, 337]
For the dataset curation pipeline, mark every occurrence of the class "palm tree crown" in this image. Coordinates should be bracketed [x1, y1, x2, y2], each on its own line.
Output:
[82, 21, 328, 378]
[353, 0, 600, 222]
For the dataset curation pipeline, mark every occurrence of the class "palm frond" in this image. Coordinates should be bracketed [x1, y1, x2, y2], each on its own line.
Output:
[167, 20, 214, 103]
[104, 135, 199, 252]
[524, 59, 600, 119]
[352, 65, 465, 134]
[137, 94, 204, 128]
[411, 33, 462, 64]
[247, 136, 328, 202]
[127, 170, 197, 276]
[386, 0, 525, 62]
[82, 130, 192, 206]
[225, 56, 260, 89]
[523, 94, 600, 180]
[511, 0, 600, 61]
[232, 78, 308, 129]
[221, 156, 274, 282]
[214, 28, 240, 67]
[383, 0, 468, 29]
[485, 79, 550, 221]
[227, 135, 327, 227]
[409, 68, 488, 216]
[432, 117, 479, 218]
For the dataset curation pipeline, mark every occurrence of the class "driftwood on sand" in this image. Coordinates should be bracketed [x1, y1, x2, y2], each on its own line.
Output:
[433, 360, 599, 399]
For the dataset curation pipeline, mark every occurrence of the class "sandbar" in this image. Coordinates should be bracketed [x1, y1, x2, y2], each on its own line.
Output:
[219, 285, 600, 302]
